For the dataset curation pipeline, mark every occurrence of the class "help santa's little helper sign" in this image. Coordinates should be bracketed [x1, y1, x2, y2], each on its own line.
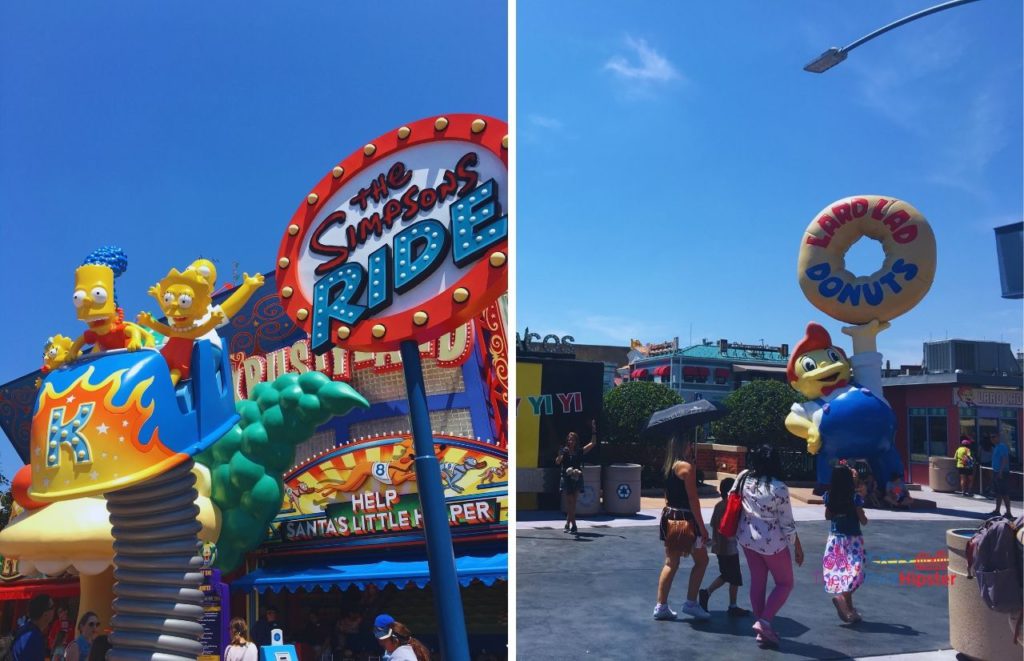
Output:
[277, 114, 508, 352]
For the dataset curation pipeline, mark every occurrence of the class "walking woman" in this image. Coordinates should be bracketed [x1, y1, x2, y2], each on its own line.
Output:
[653, 434, 711, 621]
[736, 444, 804, 648]
[223, 618, 257, 661]
[823, 464, 868, 623]
[63, 612, 100, 661]
[555, 419, 598, 534]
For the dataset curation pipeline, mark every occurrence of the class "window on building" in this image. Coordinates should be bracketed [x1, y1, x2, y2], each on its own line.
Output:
[908, 408, 948, 462]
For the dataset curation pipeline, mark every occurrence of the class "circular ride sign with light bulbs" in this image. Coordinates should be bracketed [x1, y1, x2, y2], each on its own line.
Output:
[277, 114, 508, 352]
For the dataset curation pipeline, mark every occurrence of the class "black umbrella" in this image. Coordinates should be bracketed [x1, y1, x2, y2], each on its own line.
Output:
[645, 399, 728, 437]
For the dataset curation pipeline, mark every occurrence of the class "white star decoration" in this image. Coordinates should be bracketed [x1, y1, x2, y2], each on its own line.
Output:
[67, 395, 76, 403]
[96, 423, 109, 434]
[89, 471, 99, 480]
[122, 420, 129, 427]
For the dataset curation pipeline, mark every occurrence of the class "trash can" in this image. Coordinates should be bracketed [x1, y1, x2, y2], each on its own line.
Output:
[602, 463, 642, 515]
[946, 528, 1021, 661]
[930, 456, 959, 493]
[561, 464, 602, 515]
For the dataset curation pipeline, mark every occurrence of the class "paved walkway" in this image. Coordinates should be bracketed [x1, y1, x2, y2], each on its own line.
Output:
[516, 486, 1018, 660]
[517, 484, 1016, 529]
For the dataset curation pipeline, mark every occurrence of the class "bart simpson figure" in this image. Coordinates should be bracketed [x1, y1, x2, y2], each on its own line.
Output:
[69, 247, 154, 359]
[785, 320, 904, 489]
[137, 260, 264, 385]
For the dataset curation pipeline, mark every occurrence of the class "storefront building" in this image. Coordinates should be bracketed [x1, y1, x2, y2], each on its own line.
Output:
[883, 339, 1023, 486]
[621, 338, 789, 403]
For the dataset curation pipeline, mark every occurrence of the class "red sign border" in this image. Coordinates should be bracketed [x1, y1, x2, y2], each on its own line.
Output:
[277, 114, 508, 352]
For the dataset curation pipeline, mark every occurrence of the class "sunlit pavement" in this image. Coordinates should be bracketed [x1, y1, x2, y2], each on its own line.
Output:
[515, 487, 1018, 660]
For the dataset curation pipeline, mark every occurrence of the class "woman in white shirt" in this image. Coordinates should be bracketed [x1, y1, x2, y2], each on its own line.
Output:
[736, 444, 804, 649]
[223, 618, 258, 661]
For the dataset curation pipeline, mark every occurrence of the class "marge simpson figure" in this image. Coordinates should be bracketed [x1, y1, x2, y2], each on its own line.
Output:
[784, 321, 904, 490]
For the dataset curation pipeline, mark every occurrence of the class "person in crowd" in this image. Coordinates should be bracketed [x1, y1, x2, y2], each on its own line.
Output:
[300, 611, 328, 661]
[851, 461, 880, 508]
[989, 434, 1013, 517]
[699, 477, 750, 617]
[883, 471, 913, 509]
[87, 636, 110, 661]
[653, 434, 711, 621]
[331, 612, 362, 658]
[555, 419, 598, 534]
[46, 606, 72, 661]
[735, 444, 804, 648]
[63, 612, 100, 661]
[251, 606, 281, 649]
[955, 437, 976, 496]
[373, 614, 429, 661]
[824, 465, 869, 623]
[12, 594, 55, 661]
[224, 618, 258, 661]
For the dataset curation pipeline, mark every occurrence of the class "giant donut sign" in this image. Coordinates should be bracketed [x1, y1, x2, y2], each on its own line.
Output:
[277, 115, 508, 352]
[797, 195, 936, 324]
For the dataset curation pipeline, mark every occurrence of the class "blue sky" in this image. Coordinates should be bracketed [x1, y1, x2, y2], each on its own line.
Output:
[0, 1, 507, 479]
[517, 2, 1022, 364]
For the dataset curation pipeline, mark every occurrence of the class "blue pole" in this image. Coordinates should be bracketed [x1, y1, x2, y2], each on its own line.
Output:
[399, 339, 469, 661]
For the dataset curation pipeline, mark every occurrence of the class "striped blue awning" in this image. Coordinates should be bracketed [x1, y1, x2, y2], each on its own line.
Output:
[230, 552, 507, 594]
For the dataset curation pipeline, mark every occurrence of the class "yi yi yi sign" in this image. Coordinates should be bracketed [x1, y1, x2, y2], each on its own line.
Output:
[278, 115, 508, 352]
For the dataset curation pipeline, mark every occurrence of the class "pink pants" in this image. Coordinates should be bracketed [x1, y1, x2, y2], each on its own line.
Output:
[742, 546, 794, 623]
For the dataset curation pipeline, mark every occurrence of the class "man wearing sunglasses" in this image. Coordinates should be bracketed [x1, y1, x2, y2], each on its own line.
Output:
[12, 594, 55, 661]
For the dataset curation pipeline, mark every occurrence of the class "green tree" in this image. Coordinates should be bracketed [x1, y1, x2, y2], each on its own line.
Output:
[712, 379, 805, 449]
[602, 381, 684, 445]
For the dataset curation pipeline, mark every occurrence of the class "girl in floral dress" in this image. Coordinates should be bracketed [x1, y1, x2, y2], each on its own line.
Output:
[823, 464, 868, 623]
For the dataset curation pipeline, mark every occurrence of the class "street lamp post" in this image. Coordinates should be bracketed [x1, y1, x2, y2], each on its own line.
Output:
[804, 0, 982, 73]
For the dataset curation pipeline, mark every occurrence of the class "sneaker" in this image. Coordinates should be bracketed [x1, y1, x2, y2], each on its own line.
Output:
[570, 523, 578, 534]
[698, 589, 710, 613]
[653, 604, 677, 621]
[753, 619, 780, 645]
[681, 601, 711, 620]
[728, 606, 751, 617]
[988, 510, 1001, 517]
[563, 522, 570, 533]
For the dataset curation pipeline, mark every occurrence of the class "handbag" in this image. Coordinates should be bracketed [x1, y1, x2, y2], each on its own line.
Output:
[717, 470, 749, 538]
[665, 513, 697, 556]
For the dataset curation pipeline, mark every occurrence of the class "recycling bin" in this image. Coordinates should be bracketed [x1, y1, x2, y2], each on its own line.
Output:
[602, 463, 642, 515]
[946, 528, 1021, 661]
[930, 456, 959, 493]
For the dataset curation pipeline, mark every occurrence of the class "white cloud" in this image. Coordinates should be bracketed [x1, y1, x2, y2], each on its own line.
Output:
[528, 114, 563, 130]
[604, 36, 681, 83]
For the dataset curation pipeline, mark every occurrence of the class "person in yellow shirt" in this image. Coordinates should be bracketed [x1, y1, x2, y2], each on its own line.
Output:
[954, 437, 976, 497]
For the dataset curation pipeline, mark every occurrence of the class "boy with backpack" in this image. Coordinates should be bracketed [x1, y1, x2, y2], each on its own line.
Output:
[699, 477, 750, 617]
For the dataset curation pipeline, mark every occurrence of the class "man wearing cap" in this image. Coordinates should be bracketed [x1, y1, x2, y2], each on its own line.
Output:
[12, 594, 55, 661]
[373, 614, 418, 661]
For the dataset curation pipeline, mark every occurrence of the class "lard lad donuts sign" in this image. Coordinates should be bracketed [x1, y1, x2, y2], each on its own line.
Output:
[277, 114, 508, 352]
[797, 195, 936, 324]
